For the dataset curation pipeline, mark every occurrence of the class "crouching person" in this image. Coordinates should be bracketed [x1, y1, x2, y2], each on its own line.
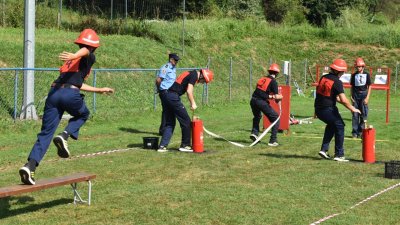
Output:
[250, 63, 283, 147]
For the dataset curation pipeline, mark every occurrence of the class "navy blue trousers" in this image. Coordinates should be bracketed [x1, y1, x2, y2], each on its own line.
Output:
[159, 91, 191, 148]
[28, 87, 90, 165]
[315, 106, 345, 157]
[250, 97, 279, 143]
[158, 93, 166, 135]
[352, 91, 368, 137]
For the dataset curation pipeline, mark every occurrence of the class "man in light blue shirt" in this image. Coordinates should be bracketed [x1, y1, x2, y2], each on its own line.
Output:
[156, 53, 180, 135]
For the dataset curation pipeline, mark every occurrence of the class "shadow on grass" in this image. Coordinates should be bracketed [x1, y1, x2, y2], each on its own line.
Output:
[261, 153, 389, 165]
[0, 196, 71, 219]
[119, 127, 159, 136]
[260, 152, 322, 160]
[127, 143, 146, 148]
[119, 127, 158, 136]
[348, 159, 385, 164]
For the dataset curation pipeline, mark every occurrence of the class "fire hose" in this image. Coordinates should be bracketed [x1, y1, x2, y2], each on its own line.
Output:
[203, 101, 282, 148]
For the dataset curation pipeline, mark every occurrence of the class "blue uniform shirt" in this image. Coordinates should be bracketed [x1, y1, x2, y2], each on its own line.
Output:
[158, 62, 176, 90]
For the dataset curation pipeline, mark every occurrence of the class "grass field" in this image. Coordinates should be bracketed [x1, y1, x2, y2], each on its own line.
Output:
[1, 18, 400, 224]
[1, 89, 400, 224]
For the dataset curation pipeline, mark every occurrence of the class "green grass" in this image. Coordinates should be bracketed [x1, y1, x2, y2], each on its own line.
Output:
[1, 90, 400, 224]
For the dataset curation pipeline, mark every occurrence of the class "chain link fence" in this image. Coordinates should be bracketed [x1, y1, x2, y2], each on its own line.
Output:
[0, 59, 399, 121]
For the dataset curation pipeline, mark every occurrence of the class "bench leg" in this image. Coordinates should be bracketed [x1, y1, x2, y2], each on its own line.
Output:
[71, 180, 92, 205]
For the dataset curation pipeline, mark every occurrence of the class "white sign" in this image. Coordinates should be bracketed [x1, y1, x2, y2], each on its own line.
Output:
[339, 73, 351, 83]
[374, 75, 387, 84]
[283, 61, 290, 75]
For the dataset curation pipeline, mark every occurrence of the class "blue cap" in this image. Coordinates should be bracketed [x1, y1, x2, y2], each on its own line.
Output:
[169, 53, 180, 61]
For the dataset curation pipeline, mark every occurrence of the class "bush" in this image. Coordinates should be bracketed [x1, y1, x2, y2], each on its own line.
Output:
[283, 4, 308, 26]
[335, 7, 368, 28]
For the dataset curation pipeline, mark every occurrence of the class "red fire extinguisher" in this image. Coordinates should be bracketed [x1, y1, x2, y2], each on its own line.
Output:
[362, 122, 376, 163]
[192, 116, 204, 153]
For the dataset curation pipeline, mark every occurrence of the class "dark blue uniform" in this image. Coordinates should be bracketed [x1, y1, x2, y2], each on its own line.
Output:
[159, 70, 197, 148]
[157, 62, 177, 135]
[350, 71, 371, 137]
[314, 73, 346, 157]
[250, 75, 280, 144]
[27, 53, 95, 165]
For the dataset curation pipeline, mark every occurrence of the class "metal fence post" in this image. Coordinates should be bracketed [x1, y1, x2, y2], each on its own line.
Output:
[229, 57, 232, 101]
[21, 0, 38, 120]
[57, 0, 62, 29]
[182, 0, 186, 56]
[110, 0, 113, 20]
[288, 59, 292, 86]
[395, 62, 398, 93]
[304, 59, 308, 92]
[154, 71, 158, 111]
[202, 57, 211, 105]
[203, 83, 208, 105]
[2, 0, 5, 27]
[125, 0, 128, 19]
[93, 70, 97, 113]
[14, 70, 18, 121]
[249, 58, 252, 99]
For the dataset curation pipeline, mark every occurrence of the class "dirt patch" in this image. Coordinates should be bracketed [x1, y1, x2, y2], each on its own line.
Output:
[0, 60, 8, 67]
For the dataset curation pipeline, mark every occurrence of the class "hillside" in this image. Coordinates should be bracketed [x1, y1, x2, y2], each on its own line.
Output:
[0, 19, 400, 70]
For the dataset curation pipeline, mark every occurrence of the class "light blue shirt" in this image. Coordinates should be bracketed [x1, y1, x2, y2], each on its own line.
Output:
[158, 62, 176, 90]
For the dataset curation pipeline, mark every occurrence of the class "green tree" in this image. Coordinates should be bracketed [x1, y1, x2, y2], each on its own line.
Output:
[374, 0, 400, 23]
[302, 0, 348, 26]
[263, 0, 305, 24]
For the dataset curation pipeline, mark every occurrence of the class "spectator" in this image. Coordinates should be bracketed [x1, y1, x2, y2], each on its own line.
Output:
[155, 53, 180, 136]
[350, 57, 371, 138]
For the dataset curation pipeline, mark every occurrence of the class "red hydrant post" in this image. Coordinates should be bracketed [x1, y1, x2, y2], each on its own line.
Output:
[362, 126, 376, 163]
[192, 117, 204, 153]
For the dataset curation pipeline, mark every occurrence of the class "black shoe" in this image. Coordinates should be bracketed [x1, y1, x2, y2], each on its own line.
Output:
[19, 164, 35, 185]
[249, 134, 258, 142]
[53, 135, 70, 158]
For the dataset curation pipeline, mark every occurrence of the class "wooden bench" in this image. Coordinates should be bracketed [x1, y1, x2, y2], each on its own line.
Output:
[0, 172, 96, 205]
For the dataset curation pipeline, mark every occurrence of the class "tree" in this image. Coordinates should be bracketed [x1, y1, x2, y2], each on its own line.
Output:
[302, 0, 339, 26]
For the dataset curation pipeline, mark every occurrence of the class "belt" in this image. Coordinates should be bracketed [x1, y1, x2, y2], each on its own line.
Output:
[251, 96, 265, 101]
[159, 89, 177, 94]
[51, 83, 79, 89]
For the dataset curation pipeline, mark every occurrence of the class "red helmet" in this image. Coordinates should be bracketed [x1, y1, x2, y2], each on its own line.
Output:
[201, 69, 214, 83]
[268, 63, 280, 73]
[330, 59, 347, 72]
[354, 57, 366, 67]
[74, 29, 100, 48]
